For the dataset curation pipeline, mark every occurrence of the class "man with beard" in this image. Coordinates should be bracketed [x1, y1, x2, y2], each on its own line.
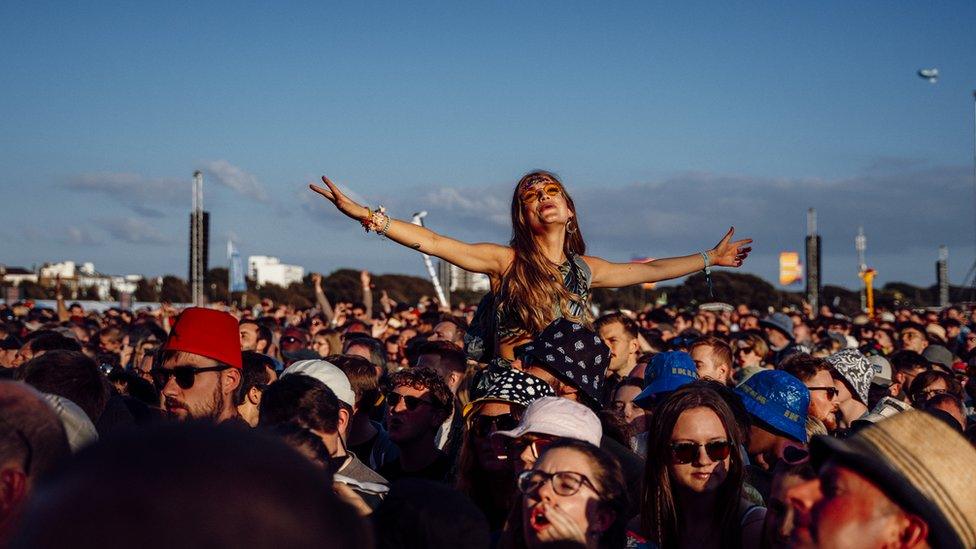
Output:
[780, 353, 840, 432]
[157, 308, 243, 424]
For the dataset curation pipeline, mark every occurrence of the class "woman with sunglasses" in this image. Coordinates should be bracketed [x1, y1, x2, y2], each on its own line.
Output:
[310, 171, 751, 363]
[640, 384, 764, 549]
[731, 333, 769, 384]
[501, 439, 628, 549]
[455, 369, 554, 537]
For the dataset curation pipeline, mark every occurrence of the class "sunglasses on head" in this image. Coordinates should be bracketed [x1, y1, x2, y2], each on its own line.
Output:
[808, 386, 839, 399]
[520, 183, 562, 205]
[470, 413, 519, 437]
[152, 365, 230, 390]
[386, 391, 436, 411]
[669, 440, 732, 464]
[495, 434, 558, 461]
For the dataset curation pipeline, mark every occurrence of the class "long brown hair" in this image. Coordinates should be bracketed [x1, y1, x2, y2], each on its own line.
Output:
[640, 383, 746, 548]
[454, 402, 523, 530]
[498, 171, 590, 337]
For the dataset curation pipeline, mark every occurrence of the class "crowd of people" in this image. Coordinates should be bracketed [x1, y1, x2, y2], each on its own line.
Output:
[1, 170, 975, 548]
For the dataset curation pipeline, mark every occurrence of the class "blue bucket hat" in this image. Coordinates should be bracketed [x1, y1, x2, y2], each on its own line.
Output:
[734, 369, 809, 443]
[633, 352, 699, 409]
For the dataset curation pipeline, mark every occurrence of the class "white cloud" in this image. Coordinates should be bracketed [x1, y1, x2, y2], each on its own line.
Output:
[66, 172, 188, 216]
[96, 217, 174, 246]
[198, 160, 270, 202]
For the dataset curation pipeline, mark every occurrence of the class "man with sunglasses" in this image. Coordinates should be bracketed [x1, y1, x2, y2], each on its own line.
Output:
[378, 368, 454, 483]
[158, 308, 243, 424]
[780, 353, 840, 432]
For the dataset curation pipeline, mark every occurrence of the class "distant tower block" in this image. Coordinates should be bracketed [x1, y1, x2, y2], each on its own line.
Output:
[189, 171, 210, 306]
[937, 246, 949, 307]
[805, 208, 822, 314]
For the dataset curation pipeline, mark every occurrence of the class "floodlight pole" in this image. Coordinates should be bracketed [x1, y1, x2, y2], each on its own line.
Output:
[411, 212, 450, 309]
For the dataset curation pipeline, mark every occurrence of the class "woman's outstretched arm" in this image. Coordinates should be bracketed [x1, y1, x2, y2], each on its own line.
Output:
[586, 227, 752, 288]
[310, 176, 512, 277]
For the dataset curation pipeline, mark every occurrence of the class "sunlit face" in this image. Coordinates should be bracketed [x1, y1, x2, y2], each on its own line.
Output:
[519, 179, 572, 231]
[735, 342, 762, 368]
[311, 334, 331, 358]
[899, 328, 927, 353]
[239, 324, 259, 352]
[691, 346, 730, 385]
[160, 352, 230, 421]
[599, 322, 637, 375]
[805, 370, 839, 426]
[521, 447, 609, 547]
[668, 407, 731, 493]
[797, 462, 907, 548]
[428, 321, 460, 344]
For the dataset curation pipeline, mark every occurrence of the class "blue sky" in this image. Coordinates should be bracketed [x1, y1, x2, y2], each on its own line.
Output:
[2, 2, 975, 290]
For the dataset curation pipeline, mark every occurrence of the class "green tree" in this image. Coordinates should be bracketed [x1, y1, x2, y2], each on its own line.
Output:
[160, 276, 191, 303]
[206, 268, 230, 304]
[134, 278, 159, 302]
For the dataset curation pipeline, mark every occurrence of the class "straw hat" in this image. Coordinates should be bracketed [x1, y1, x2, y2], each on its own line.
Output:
[811, 410, 976, 549]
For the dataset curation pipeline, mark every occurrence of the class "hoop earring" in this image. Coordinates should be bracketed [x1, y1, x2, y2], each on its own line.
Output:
[566, 218, 577, 235]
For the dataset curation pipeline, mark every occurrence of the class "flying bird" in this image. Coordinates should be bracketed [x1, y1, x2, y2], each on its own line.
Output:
[917, 68, 939, 83]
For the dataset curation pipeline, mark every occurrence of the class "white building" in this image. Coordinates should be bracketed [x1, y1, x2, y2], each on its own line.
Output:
[0, 266, 38, 286]
[443, 262, 490, 293]
[38, 261, 142, 300]
[248, 255, 305, 287]
[40, 260, 77, 279]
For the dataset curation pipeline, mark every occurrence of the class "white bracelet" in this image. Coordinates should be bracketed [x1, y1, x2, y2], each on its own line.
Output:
[699, 251, 711, 274]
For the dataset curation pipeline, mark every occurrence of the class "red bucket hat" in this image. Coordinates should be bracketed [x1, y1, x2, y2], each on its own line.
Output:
[163, 307, 242, 369]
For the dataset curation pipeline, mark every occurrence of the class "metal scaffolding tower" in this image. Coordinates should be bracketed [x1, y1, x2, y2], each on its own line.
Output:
[189, 171, 209, 306]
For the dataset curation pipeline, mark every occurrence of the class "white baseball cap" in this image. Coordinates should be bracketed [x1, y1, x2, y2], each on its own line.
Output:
[491, 396, 602, 447]
[281, 359, 356, 408]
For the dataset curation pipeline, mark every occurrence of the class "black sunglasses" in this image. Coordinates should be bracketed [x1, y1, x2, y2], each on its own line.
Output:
[670, 440, 732, 464]
[386, 391, 436, 411]
[471, 413, 519, 437]
[153, 365, 231, 390]
[808, 386, 839, 399]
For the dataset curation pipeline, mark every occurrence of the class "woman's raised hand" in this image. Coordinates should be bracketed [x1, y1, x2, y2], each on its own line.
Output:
[309, 176, 368, 221]
[711, 227, 753, 268]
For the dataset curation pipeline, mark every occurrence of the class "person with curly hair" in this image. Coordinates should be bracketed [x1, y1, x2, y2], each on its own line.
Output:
[378, 367, 455, 483]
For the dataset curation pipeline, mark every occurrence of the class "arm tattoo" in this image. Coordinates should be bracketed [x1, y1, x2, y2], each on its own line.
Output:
[411, 243, 422, 250]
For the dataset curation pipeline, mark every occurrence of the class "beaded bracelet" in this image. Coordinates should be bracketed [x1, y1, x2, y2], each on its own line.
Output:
[378, 213, 392, 237]
[360, 208, 375, 233]
[361, 206, 390, 234]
